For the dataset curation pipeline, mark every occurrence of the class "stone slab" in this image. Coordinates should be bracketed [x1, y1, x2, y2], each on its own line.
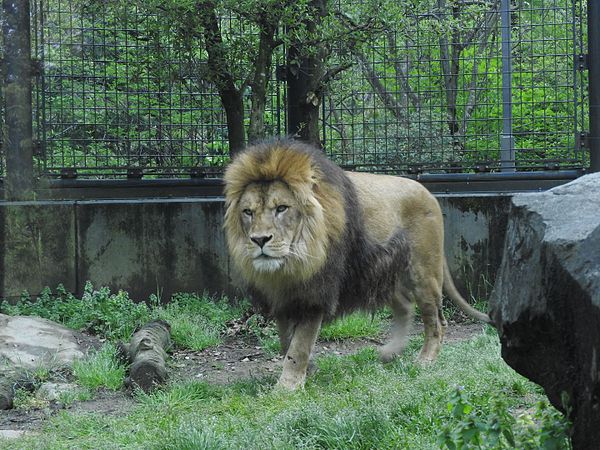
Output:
[76, 198, 232, 301]
[0, 314, 86, 369]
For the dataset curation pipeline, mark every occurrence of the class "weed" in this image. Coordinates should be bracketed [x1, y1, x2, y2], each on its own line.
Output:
[245, 313, 280, 356]
[152, 293, 245, 351]
[12, 389, 48, 411]
[72, 343, 126, 390]
[1, 282, 151, 340]
[157, 424, 228, 450]
[438, 386, 571, 450]
[57, 388, 93, 406]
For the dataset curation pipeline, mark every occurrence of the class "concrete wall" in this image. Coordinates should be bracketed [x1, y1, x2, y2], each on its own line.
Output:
[0, 195, 511, 303]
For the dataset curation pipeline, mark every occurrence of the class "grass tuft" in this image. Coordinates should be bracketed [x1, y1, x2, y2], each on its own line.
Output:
[152, 293, 246, 351]
[320, 312, 385, 341]
[72, 343, 126, 390]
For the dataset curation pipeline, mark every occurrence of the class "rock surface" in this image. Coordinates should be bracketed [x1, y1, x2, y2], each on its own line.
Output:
[0, 314, 96, 411]
[490, 172, 600, 450]
[0, 314, 90, 369]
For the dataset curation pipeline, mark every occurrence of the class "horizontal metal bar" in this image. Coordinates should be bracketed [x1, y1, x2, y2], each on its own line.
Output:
[3, 169, 575, 199]
[415, 170, 583, 194]
[415, 170, 582, 183]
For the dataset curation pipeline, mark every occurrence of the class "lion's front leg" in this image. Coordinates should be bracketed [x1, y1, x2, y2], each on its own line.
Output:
[276, 312, 323, 390]
[276, 316, 293, 356]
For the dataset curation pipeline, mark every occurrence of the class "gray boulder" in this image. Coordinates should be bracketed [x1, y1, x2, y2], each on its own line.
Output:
[0, 314, 89, 369]
[490, 172, 600, 449]
[0, 314, 97, 409]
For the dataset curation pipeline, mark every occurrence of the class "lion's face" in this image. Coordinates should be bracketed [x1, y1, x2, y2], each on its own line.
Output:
[237, 181, 303, 273]
[224, 140, 348, 284]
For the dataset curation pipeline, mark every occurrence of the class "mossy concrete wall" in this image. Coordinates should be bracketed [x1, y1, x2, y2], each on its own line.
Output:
[0, 195, 510, 303]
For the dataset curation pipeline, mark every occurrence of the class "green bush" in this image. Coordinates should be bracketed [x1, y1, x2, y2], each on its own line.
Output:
[438, 386, 571, 450]
[1, 282, 151, 340]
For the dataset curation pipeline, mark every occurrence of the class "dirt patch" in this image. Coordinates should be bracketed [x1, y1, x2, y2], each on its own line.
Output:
[0, 321, 484, 435]
[172, 321, 484, 385]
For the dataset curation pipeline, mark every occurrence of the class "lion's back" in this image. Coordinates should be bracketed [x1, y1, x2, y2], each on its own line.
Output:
[346, 171, 443, 246]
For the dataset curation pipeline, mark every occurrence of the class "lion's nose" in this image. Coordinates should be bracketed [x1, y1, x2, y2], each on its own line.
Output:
[250, 235, 273, 248]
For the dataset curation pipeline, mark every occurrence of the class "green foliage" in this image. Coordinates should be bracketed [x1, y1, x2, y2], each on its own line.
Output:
[1, 282, 151, 340]
[438, 386, 571, 450]
[152, 293, 247, 350]
[34, 0, 584, 176]
[1, 284, 246, 350]
[72, 343, 127, 391]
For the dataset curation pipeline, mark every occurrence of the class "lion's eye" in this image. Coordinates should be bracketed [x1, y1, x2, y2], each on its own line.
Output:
[243, 209, 253, 217]
[276, 205, 288, 214]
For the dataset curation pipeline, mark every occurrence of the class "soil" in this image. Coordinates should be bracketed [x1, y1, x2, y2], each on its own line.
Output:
[0, 321, 484, 436]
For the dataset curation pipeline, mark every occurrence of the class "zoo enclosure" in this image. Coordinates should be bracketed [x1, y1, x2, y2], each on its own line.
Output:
[1, 0, 599, 199]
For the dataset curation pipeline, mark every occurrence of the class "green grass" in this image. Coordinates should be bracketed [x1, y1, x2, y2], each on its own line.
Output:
[320, 311, 386, 341]
[1, 286, 570, 449]
[3, 328, 570, 450]
[72, 343, 126, 391]
[153, 293, 247, 350]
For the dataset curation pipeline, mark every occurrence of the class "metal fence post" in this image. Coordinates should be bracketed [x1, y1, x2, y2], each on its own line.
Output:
[500, 0, 515, 172]
[589, 0, 600, 172]
[2, 0, 34, 200]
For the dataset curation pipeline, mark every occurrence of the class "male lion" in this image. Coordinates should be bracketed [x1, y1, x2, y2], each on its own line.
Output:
[224, 139, 490, 390]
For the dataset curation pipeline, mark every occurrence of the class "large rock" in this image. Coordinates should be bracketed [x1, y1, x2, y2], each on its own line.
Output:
[0, 314, 97, 410]
[0, 314, 94, 369]
[490, 172, 600, 449]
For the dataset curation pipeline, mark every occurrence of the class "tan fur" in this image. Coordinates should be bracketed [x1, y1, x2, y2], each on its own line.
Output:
[224, 140, 490, 390]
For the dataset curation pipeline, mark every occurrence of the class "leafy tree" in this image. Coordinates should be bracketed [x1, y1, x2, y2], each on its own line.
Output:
[30, 0, 584, 175]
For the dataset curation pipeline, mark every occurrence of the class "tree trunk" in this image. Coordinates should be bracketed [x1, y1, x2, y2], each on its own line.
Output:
[438, 0, 461, 137]
[248, 20, 278, 144]
[197, 1, 245, 155]
[116, 320, 172, 393]
[286, 0, 327, 147]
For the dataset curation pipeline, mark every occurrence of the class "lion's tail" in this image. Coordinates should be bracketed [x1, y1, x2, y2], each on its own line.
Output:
[443, 259, 492, 324]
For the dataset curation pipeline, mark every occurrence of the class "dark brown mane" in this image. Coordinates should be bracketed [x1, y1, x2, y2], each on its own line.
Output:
[225, 139, 411, 322]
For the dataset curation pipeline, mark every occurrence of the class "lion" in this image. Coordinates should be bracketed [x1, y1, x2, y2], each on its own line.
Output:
[223, 139, 490, 390]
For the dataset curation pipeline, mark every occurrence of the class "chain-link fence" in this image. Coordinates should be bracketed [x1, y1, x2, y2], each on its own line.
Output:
[0, 0, 591, 179]
[322, 0, 588, 173]
[32, 0, 286, 178]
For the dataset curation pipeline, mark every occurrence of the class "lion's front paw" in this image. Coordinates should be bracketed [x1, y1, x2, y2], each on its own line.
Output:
[275, 373, 305, 391]
[378, 343, 403, 363]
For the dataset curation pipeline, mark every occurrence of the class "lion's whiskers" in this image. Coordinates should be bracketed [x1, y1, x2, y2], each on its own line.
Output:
[287, 246, 318, 260]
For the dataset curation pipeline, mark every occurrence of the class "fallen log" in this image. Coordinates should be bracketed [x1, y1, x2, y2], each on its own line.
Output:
[116, 320, 172, 393]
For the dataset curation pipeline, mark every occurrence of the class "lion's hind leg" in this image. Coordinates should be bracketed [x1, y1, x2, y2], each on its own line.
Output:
[379, 291, 414, 363]
[414, 280, 445, 364]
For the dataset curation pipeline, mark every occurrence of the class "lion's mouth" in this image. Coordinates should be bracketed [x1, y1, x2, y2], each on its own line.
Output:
[252, 254, 284, 272]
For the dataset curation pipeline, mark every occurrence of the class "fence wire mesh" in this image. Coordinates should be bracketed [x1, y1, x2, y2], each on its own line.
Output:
[0, 0, 590, 179]
[323, 0, 588, 173]
[32, 0, 285, 178]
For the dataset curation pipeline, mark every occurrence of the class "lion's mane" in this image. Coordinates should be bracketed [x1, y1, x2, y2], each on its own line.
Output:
[224, 139, 411, 321]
